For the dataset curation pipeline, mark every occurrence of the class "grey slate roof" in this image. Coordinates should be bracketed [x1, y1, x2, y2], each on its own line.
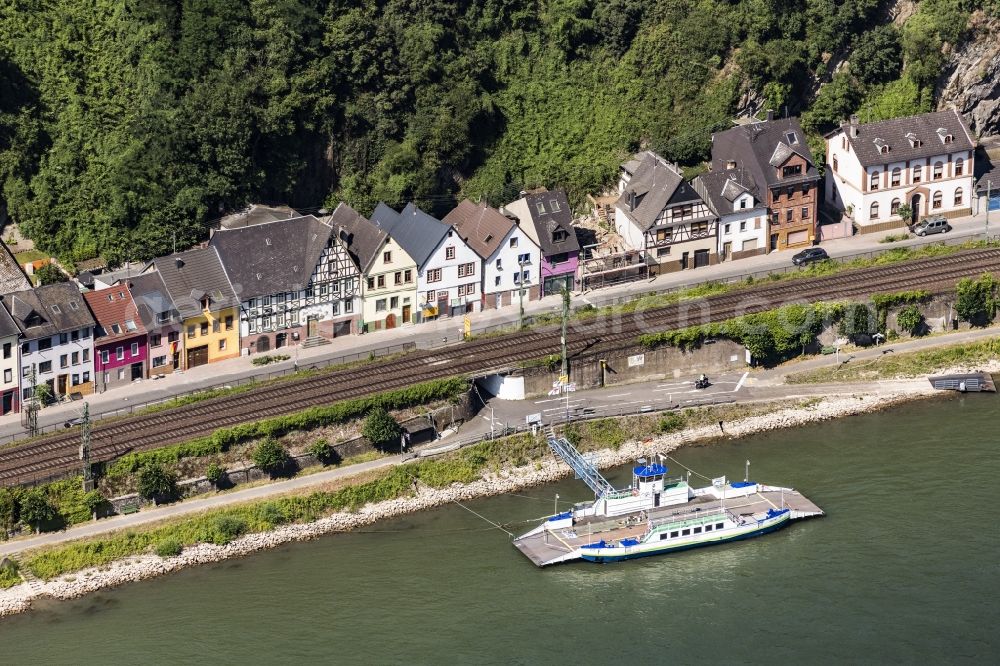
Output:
[210, 214, 334, 301]
[0, 300, 20, 339]
[1, 283, 96, 340]
[371, 202, 450, 270]
[615, 153, 685, 231]
[711, 117, 819, 192]
[837, 109, 975, 168]
[220, 204, 301, 230]
[0, 242, 31, 295]
[126, 272, 180, 330]
[975, 157, 1000, 193]
[150, 247, 239, 319]
[330, 202, 387, 274]
[514, 189, 581, 256]
[442, 199, 515, 260]
[692, 169, 764, 218]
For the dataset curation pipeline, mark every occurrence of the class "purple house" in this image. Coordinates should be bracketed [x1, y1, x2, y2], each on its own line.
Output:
[501, 188, 580, 296]
[84, 287, 148, 392]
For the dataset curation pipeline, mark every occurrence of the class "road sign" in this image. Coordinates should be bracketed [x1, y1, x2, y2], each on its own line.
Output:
[558, 374, 569, 384]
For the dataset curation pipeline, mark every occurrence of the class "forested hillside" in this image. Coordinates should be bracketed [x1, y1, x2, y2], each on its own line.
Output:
[0, 0, 996, 266]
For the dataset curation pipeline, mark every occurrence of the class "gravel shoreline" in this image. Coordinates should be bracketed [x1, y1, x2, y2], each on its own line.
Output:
[0, 386, 936, 618]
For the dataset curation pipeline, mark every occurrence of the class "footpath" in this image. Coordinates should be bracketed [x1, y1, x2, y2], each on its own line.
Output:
[3, 211, 996, 442]
[4, 324, 997, 559]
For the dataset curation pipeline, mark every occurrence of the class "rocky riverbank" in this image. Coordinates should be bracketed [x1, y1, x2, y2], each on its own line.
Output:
[0, 387, 936, 618]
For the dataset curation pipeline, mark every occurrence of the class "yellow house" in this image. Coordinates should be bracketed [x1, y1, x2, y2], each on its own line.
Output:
[148, 247, 241, 369]
[331, 203, 418, 330]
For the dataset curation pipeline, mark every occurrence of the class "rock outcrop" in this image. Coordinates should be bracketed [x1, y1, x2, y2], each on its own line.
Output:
[938, 12, 1000, 137]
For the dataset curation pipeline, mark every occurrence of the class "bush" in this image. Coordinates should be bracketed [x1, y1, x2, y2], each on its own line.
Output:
[251, 354, 290, 367]
[0, 560, 20, 588]
[209, 516, 248, 545]
[362, 407, 402, 450]
[20, 488, 56, 532]
[955, 274, 996, 326]
[137, 464, 178, 501]
[154, 538, 183, 557]
[34, 263, 68, 285]
[0, 488, 17, 534]
[896, 305, 924, 336]
[252, 437, 289, 475]
[657, 412, 687, 434]
[205, 462, 226, 486]
[306, 439, 336, 465]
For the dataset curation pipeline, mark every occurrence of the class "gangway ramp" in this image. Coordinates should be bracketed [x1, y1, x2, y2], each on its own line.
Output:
[546, 431, 614, 497]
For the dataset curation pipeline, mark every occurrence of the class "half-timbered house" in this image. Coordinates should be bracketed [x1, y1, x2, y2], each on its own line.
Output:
[614, 152, 719, 272]
[210, 214, 361, 354]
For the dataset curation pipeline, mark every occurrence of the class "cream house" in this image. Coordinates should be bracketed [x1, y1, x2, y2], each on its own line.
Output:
[332, 203, 418, 330]
[825, 109, 976, 231]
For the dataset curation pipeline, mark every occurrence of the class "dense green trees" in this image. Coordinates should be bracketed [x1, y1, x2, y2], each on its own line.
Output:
[0, 1, 983, 264]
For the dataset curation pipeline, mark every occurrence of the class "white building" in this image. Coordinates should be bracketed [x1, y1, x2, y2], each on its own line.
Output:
[2, 283, 96, 401]
[692, 169, 769, 261]
[0, 242, 31, 415]
[372, 202, 481, 320]
[825, 109, 976, 231]
[443, 199, 542, 310]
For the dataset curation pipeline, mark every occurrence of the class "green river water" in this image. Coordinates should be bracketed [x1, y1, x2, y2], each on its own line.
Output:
[2, 394, 998, 664]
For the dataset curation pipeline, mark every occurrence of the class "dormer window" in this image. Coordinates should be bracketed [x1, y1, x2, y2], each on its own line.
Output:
[553, 229, 568, 243]
[726, 160, 737, 170]
[944, 135, 953, 144]
[785, 132, 798, 145]
[549, 199, 560, 212]
[936, 128, 954, 144]
[906, 132, 921, 148]
[535, 201, 546, 215]
[68, 301, 78, 311]
[201, 297, 210, 310]
[873, 138, 889, 154]
[111, 323, 122, 334]
[50, 305, 62, 314]
[782, 164, 802, 178]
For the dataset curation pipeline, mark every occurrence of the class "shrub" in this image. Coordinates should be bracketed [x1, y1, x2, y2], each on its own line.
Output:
[20, 488, 56, 532]
[252, 437, 289, 475]
[251, 354, 290, 367]
[306, 439, 336, 465]
[896, 304, 924, 336]
[0, 560, 20, 588]
[209, 516, 248, 545]
[34, 263, 68, 286]
[362, 407, 402, 450]
[657, 412, 687, 434]
[154, 538, 183, 557]
[137, 464, 178, 501]
[838, 303, 875, 342]
[955, 273, 996, 326]
[0, 488, 17, 534]
[205, 462, 226, 486]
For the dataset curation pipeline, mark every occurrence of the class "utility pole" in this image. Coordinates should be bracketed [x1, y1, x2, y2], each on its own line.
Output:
[26, 367, 38, 438]
[80, 402, 94, 491]
[987, 180, 992, 240]
[560, 287, 570, 379]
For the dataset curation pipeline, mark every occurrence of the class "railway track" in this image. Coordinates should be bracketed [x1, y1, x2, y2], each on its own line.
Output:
[4, 248, 1000, 486]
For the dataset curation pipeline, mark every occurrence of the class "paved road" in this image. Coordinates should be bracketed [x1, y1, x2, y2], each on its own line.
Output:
[3, 324, 995, 558]
[2, 210, 994, 442]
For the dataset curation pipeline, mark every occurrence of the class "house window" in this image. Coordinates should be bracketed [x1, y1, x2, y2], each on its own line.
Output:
[657, 247, 671, 257]
[655, 228, 672, 243]
[404, 269, 412, 282]
[71, 351, 79, 364]
[71, 374, 79, 386]
[83, 349, 89, 363]
[517, 253, 530, 264]
[218, 339, 226, 351]
[71, 330, 78, 342]
[691, 221, 709, 236]
[116, 346, 124, 361]
[213, 319, 220, 333]
[933, 191, 943, 209]
[394, 271, 402, 285]
[870, 202, 879, 219]
[740, 221, 747, 232]
[225, 316, 233, 330]
[101, 350, 110, 364]
[913, 165, 922, 183]
[535, 201, 546, 215]
[801, 207, 809, 220]
[955, 158, 964, 176]
[739, 198, 747, 209]
[509, 237, 518, 248]
[21, 366, 29, 378]
[117, 367, 126, 381]
[785, 209, 793, 223]
[376, 299, 387, 312]
[383, 251, 392, 263]
[427, 268, 442, 283]
[187, 325, 196, 338]
[83, 371, 90, 383]
[891, 199, 901, 215]
[891, 167, 901, 187]
[60, 354, 68, 369]
[457, 262, 475, 278]
[782, 164, 802, 178]
[390, 296, 398, 309]
[153, 356, 166, 368]
[168, 331, 179, 343]
[426, 290, 436, 302]
[200, 322, 208, 336]
[3, 369, 10, 383]
[954, 188, 963, 206]
[344, 300, 353, 313]
[367, 277, 375, 290]
[39, 360, 51, 374]
[832, 156, 838, 172]
[377, 275, 385, 288]
[2, 343, 8, 359]
[933, 162, 943, 179]
[869, 171, 880, 190]
[151, 333, 162, 347]
[445, 246, 455, 260]
[724, 223, 731, 234]
[771, 212, 779, 225]
[131, 342, 139, 356]
[111, 324, 122, 335]
[495, 258, 502, 270]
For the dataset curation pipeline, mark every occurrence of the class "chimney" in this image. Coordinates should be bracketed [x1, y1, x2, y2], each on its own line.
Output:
[765, 109, 774, 121]
[849, 115, 859, 138]
[175, 258, 184, 270]
[628, 191, 636, 211]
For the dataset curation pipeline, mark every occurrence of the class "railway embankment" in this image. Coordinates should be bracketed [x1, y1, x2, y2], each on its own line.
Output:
[0, 382, 940, 618]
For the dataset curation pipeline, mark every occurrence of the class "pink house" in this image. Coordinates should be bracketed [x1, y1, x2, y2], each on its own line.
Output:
[501, 188, 581, 296]
[84, 287, 148, 392]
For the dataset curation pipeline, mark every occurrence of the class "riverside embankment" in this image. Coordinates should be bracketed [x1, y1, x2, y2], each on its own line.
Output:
[0, 382, 938, 618]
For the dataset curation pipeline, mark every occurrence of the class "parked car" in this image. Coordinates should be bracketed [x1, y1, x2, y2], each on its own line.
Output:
[912, 215, 951, 236]
[792, 247, 830, 266]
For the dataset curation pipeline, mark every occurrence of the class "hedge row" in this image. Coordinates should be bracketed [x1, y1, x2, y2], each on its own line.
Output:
[105, 376, 469, 480]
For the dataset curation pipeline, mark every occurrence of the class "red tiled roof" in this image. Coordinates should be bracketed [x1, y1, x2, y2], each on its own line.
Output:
[84, 286, 147, 344]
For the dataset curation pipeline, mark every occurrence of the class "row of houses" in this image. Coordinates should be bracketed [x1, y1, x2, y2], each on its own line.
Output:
[0, 191, 582, 413]
[608, 108, 983, 275]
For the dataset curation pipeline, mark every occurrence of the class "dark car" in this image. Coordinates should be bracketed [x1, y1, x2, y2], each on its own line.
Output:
[792, 247, 829, 266]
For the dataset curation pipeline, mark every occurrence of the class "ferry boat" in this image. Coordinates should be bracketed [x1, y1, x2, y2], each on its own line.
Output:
[513, 431, 823, 566]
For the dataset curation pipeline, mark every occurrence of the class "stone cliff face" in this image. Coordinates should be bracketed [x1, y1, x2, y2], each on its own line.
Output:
[938, 12, 1000, 137]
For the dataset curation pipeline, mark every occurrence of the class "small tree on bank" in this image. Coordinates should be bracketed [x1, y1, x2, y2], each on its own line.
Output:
[137, 464, 178, 503]
[19, 488, 56, 532]
[896, 305, 925, 336]
[956, 274, 996, 326]
[34, 263, 68, 286]
[205, 462, 226, 487]
[252, 437, 289, 476]
[362, 407, 402, 450]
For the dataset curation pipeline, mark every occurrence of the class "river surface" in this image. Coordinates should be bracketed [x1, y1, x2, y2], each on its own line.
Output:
[2, 395, 998, 663]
